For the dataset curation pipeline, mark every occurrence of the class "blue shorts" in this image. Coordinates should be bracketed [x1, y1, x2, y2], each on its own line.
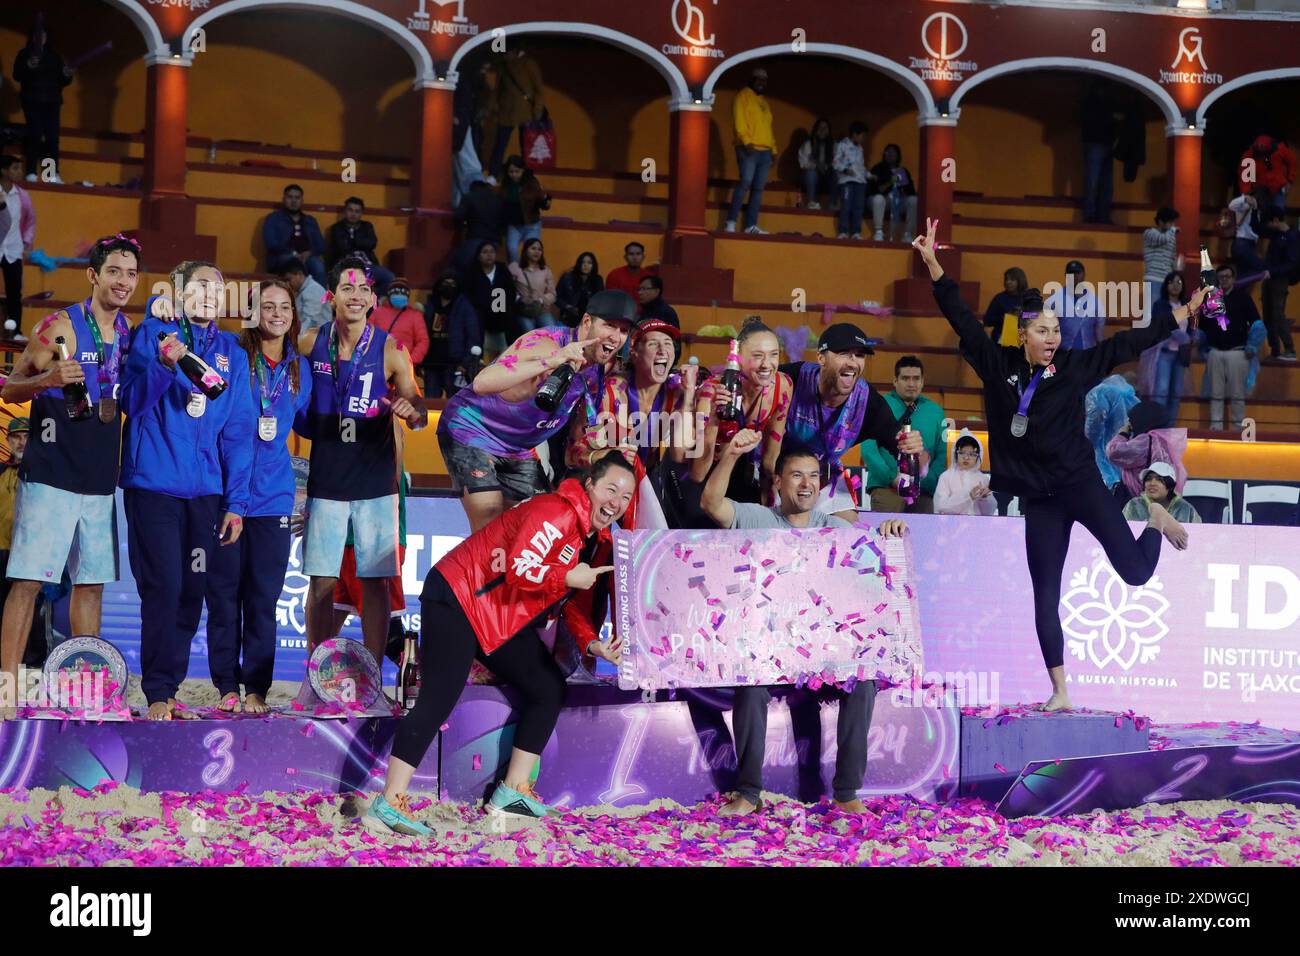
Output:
[302, 495, 400, 579]
[7, 481, 119, 585]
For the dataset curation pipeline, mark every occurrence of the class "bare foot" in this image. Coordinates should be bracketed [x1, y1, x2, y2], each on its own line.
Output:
[243, 693, 270, 715]
[1039, 690, 1073, 712]
[718, 795, 761, 816]
[217, 692, 241, 713]
[146, 701, 173, 721]
[1147, 502, 1189, 551]
[833, 798, 866, 813]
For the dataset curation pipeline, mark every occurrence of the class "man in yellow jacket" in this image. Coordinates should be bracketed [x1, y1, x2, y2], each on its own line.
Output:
[726, 68, 774, 236]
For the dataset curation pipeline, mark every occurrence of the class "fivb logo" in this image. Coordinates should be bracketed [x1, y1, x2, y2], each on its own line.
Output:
[50, 886, 151, 936]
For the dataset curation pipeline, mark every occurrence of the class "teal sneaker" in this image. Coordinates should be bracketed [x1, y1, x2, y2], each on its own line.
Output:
[362, 793, 432, 837]
[485, 781, 564, 821]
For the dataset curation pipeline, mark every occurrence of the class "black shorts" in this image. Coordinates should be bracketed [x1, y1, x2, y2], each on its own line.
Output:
[438, 432, 548, 502]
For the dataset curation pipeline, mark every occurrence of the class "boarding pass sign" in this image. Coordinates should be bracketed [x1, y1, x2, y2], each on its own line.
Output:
[612, 528, 924, 692]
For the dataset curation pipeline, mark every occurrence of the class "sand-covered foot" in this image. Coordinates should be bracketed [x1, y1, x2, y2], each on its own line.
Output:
[243, 693, 269, 715]
[833, 798, 866, 814]
[217, 692, 241, 713]
[1039, 690, 1073, 712]
[1147, 501, 1189, 551]
[718, 795, 761, 817]
[146, 701, 173, 721]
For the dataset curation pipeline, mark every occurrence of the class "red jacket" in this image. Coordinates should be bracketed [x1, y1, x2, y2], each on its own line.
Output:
[436, 478, 610, 654]
[1239, 136, 1297, 195]
[369, 304, 430, 365]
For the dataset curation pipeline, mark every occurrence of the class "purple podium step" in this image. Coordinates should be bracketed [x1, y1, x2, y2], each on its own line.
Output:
[959, 707, 1149, 803]
[438, 683, 959, 809]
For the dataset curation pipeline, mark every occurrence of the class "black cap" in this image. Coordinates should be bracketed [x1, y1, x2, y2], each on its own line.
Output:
[818, 322, 874, 354]
[1065, 260, 1085, 275]
[584, 289, 638, 325]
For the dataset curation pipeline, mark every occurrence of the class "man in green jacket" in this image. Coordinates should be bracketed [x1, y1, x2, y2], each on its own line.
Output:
[860, 356, 947, 513]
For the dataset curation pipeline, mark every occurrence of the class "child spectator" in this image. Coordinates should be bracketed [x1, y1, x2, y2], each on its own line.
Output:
[1105, 400, 1188, 501]
[1122, 462, 1201, 525]
[984, 267, 1029, 345]
[934, 431, 996, 516]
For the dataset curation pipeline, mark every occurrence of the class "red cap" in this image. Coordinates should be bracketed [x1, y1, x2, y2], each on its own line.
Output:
[632, 318, 681, 345]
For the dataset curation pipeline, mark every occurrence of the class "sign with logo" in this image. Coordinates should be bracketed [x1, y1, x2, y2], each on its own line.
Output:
[663, 0, 725, 59]
[1160, 27, 1222, 86]
[910, 12, 978, 82]
[408, 0, 480, 37]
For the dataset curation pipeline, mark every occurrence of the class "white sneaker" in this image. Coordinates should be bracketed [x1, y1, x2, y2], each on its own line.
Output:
[836, 233, 849, 239]
[873, 230, 885, 241]
[744, 225, 768, 235]
[806, 201, 821, 210]
[724, 221, 737, 233]
[851, 233, 862, 240]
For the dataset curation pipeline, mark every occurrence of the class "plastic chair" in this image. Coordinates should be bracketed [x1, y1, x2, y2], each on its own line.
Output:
[1182, 479, 1233, 524]
[1241, 484, 1300, 526]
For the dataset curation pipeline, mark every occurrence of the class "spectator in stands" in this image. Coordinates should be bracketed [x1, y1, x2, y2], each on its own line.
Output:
[488, 47, 544, 177]
[277, 258, 330, 332]
[798, 118, 835, 210]
[1081, 81, 1117, 224]
[868, 144, 918, 243]
[984, 267, 1030, 345]
[326, 197, 394, 295]
[368, 277, 428, 369]
[934, 431, 996, 517]
[1142, 207, 1180, 326]
[1122, 462, 1200, 526]
[423, 268, 460, 399]
[1238, 135, 1297, 213]
[0, 155, 36, 338]
[636, 275, 679, 327]
[453, 57, 490, 206]
[1228, 192, 1266, 277]
[725, 67, 775, 236]
[860, 356, 946, 514]
[1049, 260, 1106, 350]
[1201, 263, 1258, 431]
[499, 156, 550, 264]
[462, 238, 515, 346]
[1106, 399, 1188, 501]
[13, 24, 72, 183]
[263, 184, 326, 285]
[605, 242, 656, 297]
[452, 179, 505, 275]
[556, 251, 603, 328]
[833, 121, 870, 240]
[508, 237, 557, 334]
[0, 415, 43, 673]
[1260, 208, 1299, 360]
[1085, 373, 1140, 500]
[1139, 271, 1192, 427]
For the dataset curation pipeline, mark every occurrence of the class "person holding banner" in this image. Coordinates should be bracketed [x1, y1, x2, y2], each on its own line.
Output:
[912, 218, 1204, 712]
[0, 235, 139, 711]
[780, 322, 927, 513]
[363, 453, 632, 836]
[204, 279, 312, 715]
[123, 260, 256, 721]
[566, 317, 697, 529]
[297, 257, 426, 671]
[437, 289, 636, 532]
[701, 430, 906, 815]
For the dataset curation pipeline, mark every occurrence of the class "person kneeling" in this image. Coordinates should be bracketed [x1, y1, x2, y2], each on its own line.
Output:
[364, 452, 632, 836]
[701, 430, 906, 815]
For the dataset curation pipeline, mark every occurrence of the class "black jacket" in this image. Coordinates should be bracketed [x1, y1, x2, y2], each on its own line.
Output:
[639, 296, 680, 328]
[1199, 287, 1257, 351]
[934, 275, 1176, 498]
[460, 262, 516, 336]
[455, 184, 505, 242]
[326, 220, 380, 269]
[1264, 227, 1300, 284]
[13, 46, 71, 106]
[555, 270, 604, 327]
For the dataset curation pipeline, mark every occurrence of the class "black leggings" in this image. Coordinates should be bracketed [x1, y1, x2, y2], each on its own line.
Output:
[1022, 476, 1163, 669]
[389, 572, 568, 768]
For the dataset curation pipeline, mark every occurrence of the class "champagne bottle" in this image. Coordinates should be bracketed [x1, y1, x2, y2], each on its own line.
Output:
[896, 423, 920, 505]
[1199, 245, 1219, 289]
[158, 331, 228, 400]
[535, 352, 577, 412]
[715, 339, 744, 443]
[55, 337, 94, 421]
[399, 634, 420, 712]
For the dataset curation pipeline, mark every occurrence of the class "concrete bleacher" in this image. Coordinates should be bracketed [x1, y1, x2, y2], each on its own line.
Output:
[11, 130, 1300, 461]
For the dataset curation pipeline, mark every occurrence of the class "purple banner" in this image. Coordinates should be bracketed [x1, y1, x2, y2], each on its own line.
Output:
[611, 528, 923, 692]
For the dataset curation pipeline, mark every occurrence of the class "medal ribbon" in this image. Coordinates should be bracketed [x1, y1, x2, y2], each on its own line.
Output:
[1015, 367, 1046, 420]
[81, 298, 130, 393]
[328, 322, 374, 416]
[255, 350, 294, 417]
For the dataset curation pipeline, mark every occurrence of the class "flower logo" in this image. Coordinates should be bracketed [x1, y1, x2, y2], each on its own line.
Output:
[1060, 550, 1169, 671]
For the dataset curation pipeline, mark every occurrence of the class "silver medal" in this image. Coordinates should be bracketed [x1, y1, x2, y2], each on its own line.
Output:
[1010, 413, 1028, 438]
[187, 393, 207, 418]
[258, 415, 278, 441]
